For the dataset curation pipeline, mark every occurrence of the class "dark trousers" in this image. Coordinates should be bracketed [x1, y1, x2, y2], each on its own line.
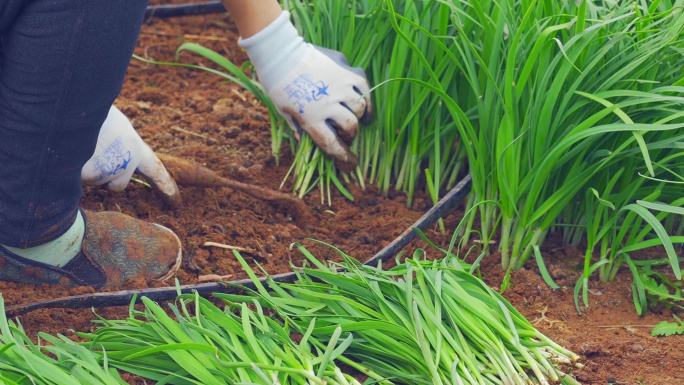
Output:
[0, 0, 147, 247]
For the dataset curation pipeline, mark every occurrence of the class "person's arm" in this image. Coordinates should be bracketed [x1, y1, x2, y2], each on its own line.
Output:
[221, 0, 281, 38]
[222, 0, 372, 171]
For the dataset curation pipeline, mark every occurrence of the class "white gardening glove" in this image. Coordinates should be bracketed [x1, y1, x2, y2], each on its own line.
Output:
[239, 11, 372, 171]
[82, 106, 181, 207]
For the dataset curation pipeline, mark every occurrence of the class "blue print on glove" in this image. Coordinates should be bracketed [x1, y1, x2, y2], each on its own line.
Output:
[94, 138, 133, 178]
[283, 74, 330, 114]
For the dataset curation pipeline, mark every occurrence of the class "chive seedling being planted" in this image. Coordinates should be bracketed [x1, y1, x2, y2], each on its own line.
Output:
[171, 0, 466, 206]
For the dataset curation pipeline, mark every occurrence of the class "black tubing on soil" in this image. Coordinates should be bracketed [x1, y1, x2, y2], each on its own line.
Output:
[144, 1, 226, 20]
[6, 175, 471, 317]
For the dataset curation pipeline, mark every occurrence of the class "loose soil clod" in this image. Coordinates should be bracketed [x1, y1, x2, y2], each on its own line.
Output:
[157, 153, 314, 226]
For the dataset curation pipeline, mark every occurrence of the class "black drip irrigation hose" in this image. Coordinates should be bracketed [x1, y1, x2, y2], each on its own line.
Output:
[6, 175, 471, 317]
[144, 1, 226, 20]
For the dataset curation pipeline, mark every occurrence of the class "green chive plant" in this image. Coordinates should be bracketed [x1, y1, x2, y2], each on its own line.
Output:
[0, 296, 128, 385]
[287, 1, 467, 207]
[435, 0, 684, 311]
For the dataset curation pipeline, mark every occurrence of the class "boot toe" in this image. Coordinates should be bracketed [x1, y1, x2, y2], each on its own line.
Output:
[150, 223, 183, 281]
[80, 211, 183, 288]
[0, 210, 182, 289]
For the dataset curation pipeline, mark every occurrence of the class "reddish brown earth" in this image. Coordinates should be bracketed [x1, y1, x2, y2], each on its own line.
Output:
[1, 9, 682, 385]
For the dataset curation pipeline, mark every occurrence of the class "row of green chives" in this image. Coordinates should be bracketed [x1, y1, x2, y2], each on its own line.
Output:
[434, 0, 684, 311]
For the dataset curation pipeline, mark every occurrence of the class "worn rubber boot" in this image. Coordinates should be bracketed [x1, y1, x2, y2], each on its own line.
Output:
[0, 210, 182, 288]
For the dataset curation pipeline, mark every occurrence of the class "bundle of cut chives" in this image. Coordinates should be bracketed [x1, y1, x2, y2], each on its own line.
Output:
[215, 247, 581, 385]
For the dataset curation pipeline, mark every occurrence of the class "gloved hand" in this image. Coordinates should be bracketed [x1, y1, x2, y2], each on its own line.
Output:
[82, 106, 181, 207]
[239, 11, 372, 171]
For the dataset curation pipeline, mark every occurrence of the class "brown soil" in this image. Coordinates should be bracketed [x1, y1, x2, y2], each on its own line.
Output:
[1, 10, 682, 385]
[480, 250, 684, 385]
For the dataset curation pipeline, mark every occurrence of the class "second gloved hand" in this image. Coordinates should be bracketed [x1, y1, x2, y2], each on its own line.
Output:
[239, 11, 372, 171]
[82, 106, 181, 207]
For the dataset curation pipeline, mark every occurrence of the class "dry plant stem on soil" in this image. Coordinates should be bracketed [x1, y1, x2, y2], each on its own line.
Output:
[157, 153, 313, 225]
